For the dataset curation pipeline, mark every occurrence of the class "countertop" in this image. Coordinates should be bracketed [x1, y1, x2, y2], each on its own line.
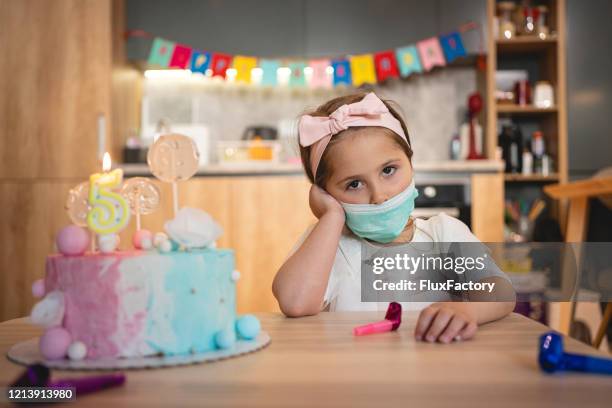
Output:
[1, 312, 609, 407]
[120, 160, 504, 177]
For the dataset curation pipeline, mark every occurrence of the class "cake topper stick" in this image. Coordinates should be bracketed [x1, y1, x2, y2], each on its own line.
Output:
[120, 177, 161, 231]
[353, 302, 402, 336]
[147, 134, 200, 217]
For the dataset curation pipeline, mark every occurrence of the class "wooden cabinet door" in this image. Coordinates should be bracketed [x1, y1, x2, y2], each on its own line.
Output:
[0, 181, 76, 321]
[229, 176, 315, 313]
[0, 0, 112, 179]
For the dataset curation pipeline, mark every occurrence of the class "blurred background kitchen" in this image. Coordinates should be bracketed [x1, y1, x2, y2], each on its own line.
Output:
[1, 0, 611, 346]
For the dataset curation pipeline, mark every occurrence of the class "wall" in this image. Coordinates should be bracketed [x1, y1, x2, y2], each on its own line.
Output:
[126, 0, 486, 59]
[142, 68, 477, 163]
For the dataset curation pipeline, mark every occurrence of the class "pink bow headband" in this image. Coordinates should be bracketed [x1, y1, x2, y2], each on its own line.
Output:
[298, 92, 409, 178]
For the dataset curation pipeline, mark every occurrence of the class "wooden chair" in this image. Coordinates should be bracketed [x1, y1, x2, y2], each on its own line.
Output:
[544, 176, 612, 349]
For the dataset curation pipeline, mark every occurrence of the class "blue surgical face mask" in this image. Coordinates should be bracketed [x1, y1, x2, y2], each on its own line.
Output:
[340, 180, 419, 243]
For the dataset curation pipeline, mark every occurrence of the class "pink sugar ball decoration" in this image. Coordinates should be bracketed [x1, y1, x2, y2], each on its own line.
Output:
[40, 327, 72, 360]
[133, 229, 153, 250]
[56, 225, 90, 256]
[31, 279, 45, 298]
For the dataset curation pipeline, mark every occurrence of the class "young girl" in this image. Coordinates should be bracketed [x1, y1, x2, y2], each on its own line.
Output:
[273, 92, 515, 344]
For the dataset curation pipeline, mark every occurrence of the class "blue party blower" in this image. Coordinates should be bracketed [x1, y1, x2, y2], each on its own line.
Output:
[539, 331, 612, 375]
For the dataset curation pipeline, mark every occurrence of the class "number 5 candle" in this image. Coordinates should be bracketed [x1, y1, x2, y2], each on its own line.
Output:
[87, 153, 130, 236]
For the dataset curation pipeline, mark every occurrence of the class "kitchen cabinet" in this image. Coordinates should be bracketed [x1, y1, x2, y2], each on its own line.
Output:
[0, 181, 78, 320]
[0, 0, 112, 179]
[0, 0, 114, 321]
[470, 173, 504, 242]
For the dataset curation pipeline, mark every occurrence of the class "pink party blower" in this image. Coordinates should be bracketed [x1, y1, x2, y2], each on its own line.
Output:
[353, 302, 402, 336]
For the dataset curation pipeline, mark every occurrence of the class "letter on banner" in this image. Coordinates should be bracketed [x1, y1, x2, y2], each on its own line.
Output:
[374, 50, 400, 82]
[349, 54, 377, 87]
[210, 53, 233, 78]
[190, 50, 211, 74]
[417, 37, 446, 71]
[309, 59, 332, 89]
[169, 44, 192, 69]
[395, 45, 423, 77]
[332, 59, 352, 86]
[233, 55, 258, 83]
[148, 38, 175, 67]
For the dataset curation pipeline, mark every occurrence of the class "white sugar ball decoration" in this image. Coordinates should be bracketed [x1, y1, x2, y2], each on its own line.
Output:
[154, 232, 168, 247]
[158, 239, 172, 253]
[67, 341, 87, 361]
[231, 270, 241, 282]
[98, 234, 119, 254]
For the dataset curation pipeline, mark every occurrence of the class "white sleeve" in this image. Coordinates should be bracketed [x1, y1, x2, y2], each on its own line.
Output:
[322, 242, 353, 308]
[435, 212, 480, 243]
[435, 213, 511, 283]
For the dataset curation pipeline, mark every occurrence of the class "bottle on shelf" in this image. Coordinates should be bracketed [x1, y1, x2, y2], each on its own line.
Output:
[522, 148, 533, 175]
[450, 133, 461, 160]
[536, 5, 549, 39]
[531, 130, 546, 174]
[521, 5, 539, 35]
[541, 154, 551, 176]
[499, 124, 523, 173]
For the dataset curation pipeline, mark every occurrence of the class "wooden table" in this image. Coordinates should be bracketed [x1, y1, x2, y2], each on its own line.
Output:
[1, 313, 610, 407]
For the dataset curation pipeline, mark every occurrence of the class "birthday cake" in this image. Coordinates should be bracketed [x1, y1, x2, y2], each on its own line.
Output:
[28, 134, 261, 361]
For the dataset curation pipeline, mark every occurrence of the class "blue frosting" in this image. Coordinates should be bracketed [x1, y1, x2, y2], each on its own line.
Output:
[144, 248, 236, 355]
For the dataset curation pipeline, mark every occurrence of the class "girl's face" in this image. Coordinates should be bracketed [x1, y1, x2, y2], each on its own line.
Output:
[323, 129, 413, 205]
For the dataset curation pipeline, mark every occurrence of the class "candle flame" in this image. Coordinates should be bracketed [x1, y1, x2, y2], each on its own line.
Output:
[102, 152, 111, 172]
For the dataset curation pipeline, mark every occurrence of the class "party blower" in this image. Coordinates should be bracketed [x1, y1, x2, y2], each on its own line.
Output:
[353, 302, 402, 336]
[539, 331, 612, 375]
[12, 364, 126, 394]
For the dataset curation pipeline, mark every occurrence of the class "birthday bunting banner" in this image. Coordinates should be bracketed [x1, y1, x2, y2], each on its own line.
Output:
[142, 22, 475, 88]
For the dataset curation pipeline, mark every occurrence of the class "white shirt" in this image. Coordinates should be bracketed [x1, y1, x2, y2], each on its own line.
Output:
[286, 213, 509, 312]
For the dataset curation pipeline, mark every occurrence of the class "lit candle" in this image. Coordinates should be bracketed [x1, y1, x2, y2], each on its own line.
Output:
[87, 153, 130, 237]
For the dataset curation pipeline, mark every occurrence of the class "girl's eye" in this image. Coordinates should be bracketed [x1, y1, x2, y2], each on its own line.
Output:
[346, 180, 362, 190]
[382, 166, 396, 176]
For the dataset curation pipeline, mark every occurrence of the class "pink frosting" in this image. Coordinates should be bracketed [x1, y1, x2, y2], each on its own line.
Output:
[45, 252, 145, 358]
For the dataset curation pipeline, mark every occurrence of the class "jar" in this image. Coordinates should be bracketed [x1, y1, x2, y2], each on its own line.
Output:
[533, 81, 554, 108]
[498, 2, 516, 39]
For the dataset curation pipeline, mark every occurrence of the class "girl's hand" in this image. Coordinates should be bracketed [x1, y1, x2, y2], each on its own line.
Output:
[414, 303, 478, 344]
[309, 184, 344, 220]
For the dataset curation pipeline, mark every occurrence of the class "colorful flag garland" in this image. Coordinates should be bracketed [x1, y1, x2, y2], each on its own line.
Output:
[144, 25, 472, 88]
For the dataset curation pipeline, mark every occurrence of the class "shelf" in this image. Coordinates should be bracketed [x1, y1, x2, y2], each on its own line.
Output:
[504, 173, 559, 183]
[496, 35, 558, 53]
[497, 104, 558, 114]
